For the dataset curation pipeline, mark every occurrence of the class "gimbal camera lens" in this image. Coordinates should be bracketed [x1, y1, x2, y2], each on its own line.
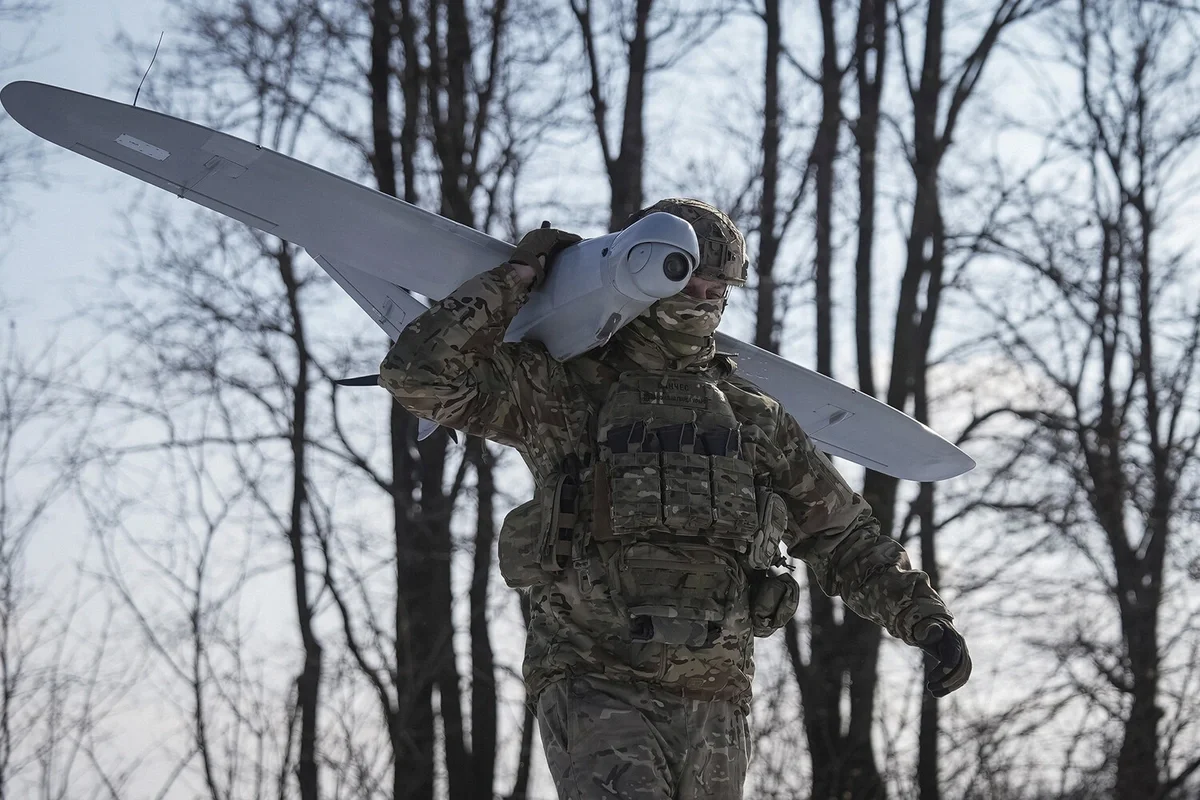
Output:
[662, 252, 691, 282]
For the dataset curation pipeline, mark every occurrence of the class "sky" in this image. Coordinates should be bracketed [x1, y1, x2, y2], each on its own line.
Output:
[3, 0, 174, 329]
[2, 0, 184, 614]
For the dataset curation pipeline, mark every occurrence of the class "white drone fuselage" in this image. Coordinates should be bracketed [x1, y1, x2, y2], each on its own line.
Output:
[504, 213, 700, 361]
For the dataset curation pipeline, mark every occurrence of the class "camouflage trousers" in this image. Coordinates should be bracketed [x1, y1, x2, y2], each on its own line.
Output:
[536, 676, 751, 799]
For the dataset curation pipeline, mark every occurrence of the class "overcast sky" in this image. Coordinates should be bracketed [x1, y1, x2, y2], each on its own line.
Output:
[3, 0, 170, 327]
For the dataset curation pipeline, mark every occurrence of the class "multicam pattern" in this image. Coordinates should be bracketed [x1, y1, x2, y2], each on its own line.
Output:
[651, 293, 726, 337]
[537, 675, 750, 799]
[612, 294, 725, 370]
[380, 261, 956, 705]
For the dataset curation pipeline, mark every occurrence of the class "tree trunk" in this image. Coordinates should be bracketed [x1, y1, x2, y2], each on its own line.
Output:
[915, 481, 938, 800]
[368, 2, 440, 796]
[508, 593, 536, 800]
[422, 432, 469, 800]
[1115, 131, 1167, 799]
[900, 6, 946, 796]
[813, 0, 838, 379]
[397, 0, 422, 206]
[803, 2, 887, 796]
[279, 244, 322, 800]
[853, 0, 886, 400]
[469, 439, 498, 800]
[608, 0, 652, 228]
[1115, 599, 1161, 799]
[428, 15, 479, 800]
[393, 406, 436, 800]
[754, 0, 781, 353]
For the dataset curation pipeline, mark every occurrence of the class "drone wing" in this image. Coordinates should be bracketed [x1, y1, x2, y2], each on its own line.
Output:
[1, 80, 973, 481]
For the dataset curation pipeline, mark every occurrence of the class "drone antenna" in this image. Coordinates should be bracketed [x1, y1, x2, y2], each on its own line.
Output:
[133, 31, 165, 108]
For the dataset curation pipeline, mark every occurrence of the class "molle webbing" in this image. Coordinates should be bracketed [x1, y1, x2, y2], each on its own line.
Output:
[596, 372, 759, 546]
[541, 455, 583, 573]
[603, 421, 740, 457]
[620, 542, 739, 648]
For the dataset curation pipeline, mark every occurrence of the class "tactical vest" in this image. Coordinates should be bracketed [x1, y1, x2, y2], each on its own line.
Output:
[590, 371, 790, 646]
[499, 370, 794, 643]
[593, 371, 760, 546]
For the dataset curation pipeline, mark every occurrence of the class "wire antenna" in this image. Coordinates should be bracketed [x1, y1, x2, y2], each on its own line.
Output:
[133, 31, 165, 108]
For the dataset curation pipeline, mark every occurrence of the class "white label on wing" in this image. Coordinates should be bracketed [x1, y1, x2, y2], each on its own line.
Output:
[116, 134, 169, 161]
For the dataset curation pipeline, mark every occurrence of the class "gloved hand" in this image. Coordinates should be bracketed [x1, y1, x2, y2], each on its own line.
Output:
[915, 621, 971, 697]
[508, 224, 582, 287]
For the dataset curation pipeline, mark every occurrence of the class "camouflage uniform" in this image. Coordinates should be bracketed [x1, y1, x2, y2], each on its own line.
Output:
[380, 201, 956, 799]
[538, 676, 749, 799]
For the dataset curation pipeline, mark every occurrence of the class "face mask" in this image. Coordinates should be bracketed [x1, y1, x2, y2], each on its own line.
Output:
[653, 293, 725, 339]
[613, 293, 725, 370]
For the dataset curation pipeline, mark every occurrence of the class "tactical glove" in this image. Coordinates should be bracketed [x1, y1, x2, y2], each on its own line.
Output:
[915, 621, 972, 697]
[749, 570, 800, 637]
[508, 225, 582, 287]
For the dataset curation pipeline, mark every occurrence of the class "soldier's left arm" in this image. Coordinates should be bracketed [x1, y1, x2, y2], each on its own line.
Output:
[770, 410, 954, 646]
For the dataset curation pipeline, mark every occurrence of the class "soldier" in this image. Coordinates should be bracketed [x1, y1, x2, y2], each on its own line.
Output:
[381, 199, 970, 800]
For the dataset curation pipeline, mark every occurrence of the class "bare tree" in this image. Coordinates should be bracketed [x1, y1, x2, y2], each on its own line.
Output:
[92, 4, 359, 796]
[294, 2, 563, 797]
[122, 3, 563, 799]
[783, 1, 893, 795]
[77, 207, 341, 800]
[814, 2, 1062, 797]
[570, 0, 653, 228]
[972, 1, 1200, 796]
[0, 0, 49, 231]
[343, 2, 535, 797]
[570, 0, 734, 228]
[734, 0, 1061, 795]
[753, 0, 784, 354]
[0, 330, 91, 799]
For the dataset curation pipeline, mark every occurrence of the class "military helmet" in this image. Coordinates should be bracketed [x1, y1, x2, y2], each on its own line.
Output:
[624, 198, 748, 287]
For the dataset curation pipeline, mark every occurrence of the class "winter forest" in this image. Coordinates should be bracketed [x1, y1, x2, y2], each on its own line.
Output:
[2, 0, 1200, 798]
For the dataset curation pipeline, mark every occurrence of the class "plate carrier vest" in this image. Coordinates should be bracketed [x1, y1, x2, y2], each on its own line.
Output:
[498, 370, 794, 644]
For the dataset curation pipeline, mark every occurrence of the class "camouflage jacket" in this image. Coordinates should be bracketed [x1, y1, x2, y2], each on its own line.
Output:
[381, 263, 954, 704]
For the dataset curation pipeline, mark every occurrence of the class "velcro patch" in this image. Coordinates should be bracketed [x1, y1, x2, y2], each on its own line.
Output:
[639, 383, 707, 407]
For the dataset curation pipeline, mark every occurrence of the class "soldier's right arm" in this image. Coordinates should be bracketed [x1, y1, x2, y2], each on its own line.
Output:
[379, 262, 549, 449]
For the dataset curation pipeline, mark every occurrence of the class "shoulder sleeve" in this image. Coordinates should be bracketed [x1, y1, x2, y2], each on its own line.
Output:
[379, 263, 556, 450]
[771, 410, 952, 645]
